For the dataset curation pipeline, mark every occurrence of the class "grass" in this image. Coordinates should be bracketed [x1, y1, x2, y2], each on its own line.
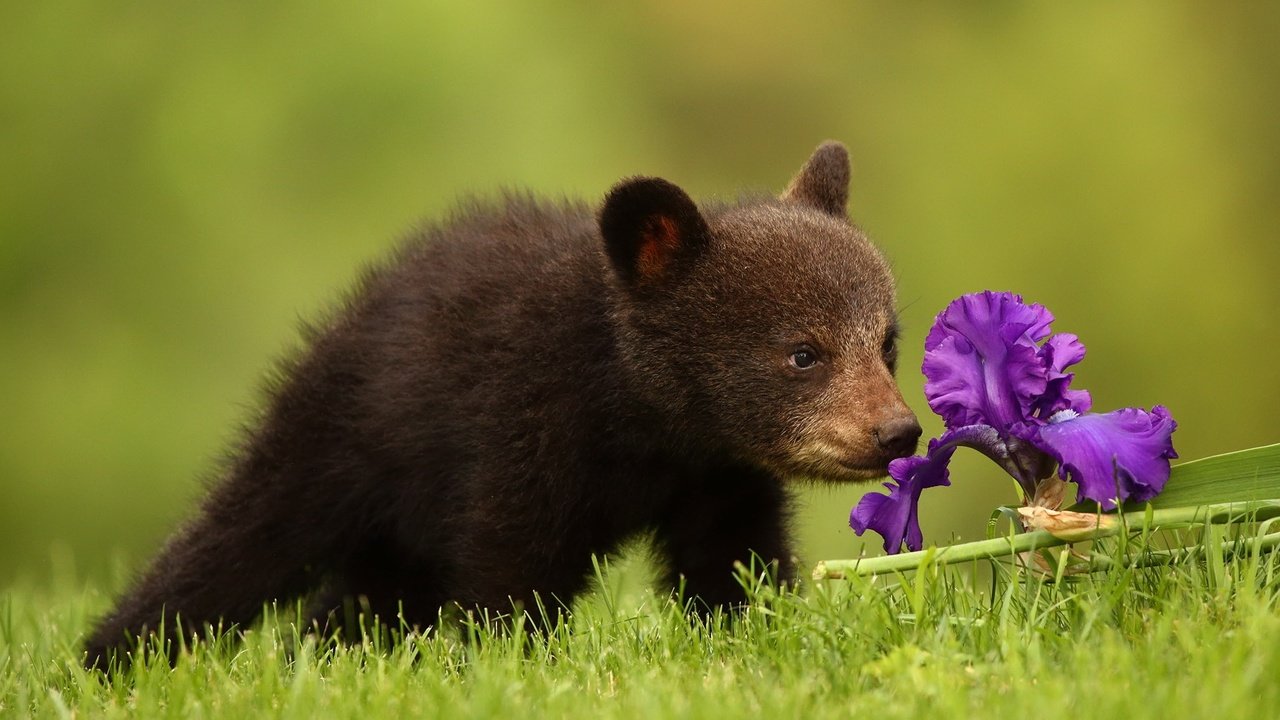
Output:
[2, 535, 1278, 719]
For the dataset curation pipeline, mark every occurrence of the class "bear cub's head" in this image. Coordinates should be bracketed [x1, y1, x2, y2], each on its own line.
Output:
[600, 141, 921, 482]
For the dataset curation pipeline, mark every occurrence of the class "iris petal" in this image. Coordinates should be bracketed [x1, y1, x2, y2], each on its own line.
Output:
[850, 455, 947, 554]
[1031, 333, 1093, 418]
[922, 291, 1055, 431]
[1023, 406, 1179, 509]
[851, 425, 1002, 553]
[849, 478, 915, 554]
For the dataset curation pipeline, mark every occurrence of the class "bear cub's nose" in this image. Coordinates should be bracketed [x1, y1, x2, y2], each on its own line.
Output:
[875, 416, 923, 459]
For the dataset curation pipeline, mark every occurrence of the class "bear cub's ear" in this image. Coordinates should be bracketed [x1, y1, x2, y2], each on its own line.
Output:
[781, 140, 850, 218]
[599, 177, 710, 287]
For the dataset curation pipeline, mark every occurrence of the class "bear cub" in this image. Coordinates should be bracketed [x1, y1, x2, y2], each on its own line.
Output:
[84, 141, 921, 668]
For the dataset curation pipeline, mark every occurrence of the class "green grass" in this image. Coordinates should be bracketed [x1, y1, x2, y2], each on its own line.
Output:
[2, 539, 1279, 719]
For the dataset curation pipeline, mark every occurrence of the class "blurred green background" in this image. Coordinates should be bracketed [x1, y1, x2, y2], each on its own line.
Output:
[3, 2, 1278, 586]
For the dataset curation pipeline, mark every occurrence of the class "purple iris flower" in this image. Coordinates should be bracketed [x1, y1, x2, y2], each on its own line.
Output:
[851, 291, 1178, 554]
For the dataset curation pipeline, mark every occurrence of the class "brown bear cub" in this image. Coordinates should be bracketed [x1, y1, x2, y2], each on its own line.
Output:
[84, 141, 921, 668]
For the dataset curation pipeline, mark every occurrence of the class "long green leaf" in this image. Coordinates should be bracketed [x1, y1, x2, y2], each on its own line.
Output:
[1147, 442, 1280, 507]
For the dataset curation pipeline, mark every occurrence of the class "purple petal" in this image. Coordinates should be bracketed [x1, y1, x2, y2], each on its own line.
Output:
[1031, 333, 1093, 418]
[1041, 333, 1086, 371]
[850, 425, 1002, 553]
[850, 455, 949, 554]
[1024, 406, 1178, 509]
[922, 291, 1055, 431]
[849, 483, 912, 554]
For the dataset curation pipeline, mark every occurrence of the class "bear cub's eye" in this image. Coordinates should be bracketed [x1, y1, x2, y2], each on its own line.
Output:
[788, 345, 821, 370]
[882, 324, 899, 373]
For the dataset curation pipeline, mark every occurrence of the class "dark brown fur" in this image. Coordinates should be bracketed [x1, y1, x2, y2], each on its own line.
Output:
[83, 141, 920, 668]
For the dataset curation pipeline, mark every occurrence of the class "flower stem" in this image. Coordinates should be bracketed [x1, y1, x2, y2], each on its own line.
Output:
[814, 499, 1280, 580]
[1081, 529, 1280, 572]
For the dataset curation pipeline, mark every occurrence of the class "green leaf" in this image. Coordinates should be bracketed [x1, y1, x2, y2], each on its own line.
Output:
[1149, 442, 1280, 508]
